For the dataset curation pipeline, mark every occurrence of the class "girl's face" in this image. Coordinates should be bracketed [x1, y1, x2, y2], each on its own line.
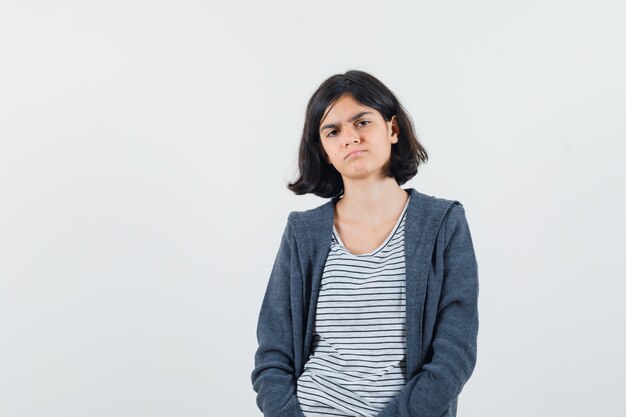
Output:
[319, 93, 399, 181]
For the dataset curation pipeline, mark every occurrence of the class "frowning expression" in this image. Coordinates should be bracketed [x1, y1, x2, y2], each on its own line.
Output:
[319, 93, 399, 180]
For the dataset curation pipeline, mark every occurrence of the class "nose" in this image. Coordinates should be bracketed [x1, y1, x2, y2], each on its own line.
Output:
[343, 125, 360, 145]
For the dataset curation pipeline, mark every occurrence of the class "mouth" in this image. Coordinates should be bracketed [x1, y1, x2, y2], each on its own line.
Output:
[346, 150, 365, 159]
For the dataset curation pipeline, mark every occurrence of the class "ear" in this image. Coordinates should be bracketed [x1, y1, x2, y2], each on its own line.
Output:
[389, 115, 400, 144]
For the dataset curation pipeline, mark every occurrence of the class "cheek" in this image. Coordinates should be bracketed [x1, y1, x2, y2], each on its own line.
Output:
[322, 143, 336, 157]
[321, 143, 334, 161]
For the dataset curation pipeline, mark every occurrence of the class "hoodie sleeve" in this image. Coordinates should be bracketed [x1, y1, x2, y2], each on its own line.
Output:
[251, 214, 305, 417]
[376, 203, 480, 417]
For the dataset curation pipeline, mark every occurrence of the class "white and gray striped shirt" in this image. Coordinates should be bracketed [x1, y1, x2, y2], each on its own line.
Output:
[297, 196, 410, 417]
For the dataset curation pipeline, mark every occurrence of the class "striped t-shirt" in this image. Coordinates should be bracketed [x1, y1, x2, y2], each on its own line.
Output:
[296, 196, 410, 417]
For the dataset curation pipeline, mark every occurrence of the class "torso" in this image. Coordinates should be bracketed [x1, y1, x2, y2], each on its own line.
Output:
[297, 193, 411, 416]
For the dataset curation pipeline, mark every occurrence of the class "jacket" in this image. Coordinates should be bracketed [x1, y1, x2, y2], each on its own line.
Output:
[251, 188, 479, 417]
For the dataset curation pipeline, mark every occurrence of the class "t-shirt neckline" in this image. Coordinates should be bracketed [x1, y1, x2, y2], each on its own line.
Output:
[332, 194, 410, 257]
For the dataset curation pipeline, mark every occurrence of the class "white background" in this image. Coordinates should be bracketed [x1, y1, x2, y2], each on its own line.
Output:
[1, 1, 625, 416]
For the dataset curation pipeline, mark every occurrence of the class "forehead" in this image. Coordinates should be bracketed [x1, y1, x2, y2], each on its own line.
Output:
[320, 94, 378, 123]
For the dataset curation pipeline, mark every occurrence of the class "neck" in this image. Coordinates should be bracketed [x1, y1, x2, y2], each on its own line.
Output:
[336, 178, 409, 224]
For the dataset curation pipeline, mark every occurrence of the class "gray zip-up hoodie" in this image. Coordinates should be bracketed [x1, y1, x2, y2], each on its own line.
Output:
[251, 188, 479, 417]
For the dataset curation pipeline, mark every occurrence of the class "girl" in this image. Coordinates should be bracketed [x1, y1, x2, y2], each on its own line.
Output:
[251, 70, 479, 417]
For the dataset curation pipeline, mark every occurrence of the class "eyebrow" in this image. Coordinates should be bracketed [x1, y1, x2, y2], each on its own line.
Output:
[320, 111, 375, 132]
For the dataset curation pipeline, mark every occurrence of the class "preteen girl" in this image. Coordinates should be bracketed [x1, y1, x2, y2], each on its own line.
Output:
[252, 70, 479, 417]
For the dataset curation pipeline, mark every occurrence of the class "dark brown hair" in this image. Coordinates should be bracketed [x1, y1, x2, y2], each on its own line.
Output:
[287, 70, 428, 199]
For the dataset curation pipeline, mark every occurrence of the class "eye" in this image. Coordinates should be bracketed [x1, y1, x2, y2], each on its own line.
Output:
[356, 120, 370, 127]
[327, 129, 338, 137]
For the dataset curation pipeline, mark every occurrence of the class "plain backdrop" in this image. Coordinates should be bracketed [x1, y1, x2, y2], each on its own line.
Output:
[1, 1, 625, 416]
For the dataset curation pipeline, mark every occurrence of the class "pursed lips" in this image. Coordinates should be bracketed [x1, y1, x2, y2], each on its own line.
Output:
[345, 150, 365, 159]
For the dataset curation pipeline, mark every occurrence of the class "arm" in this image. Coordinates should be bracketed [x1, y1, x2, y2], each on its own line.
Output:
[251, 215, 305, 417]
[377, 204, 479, 417]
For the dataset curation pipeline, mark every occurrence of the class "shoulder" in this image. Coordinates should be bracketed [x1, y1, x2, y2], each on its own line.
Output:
[410, 189, 471, 243]
[286, 198, 334, 227]
[269, 199, 334, 252]
[414, 189, 462, 210]
[432, 197, 472, 245]
[409, 188, 467, 223]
